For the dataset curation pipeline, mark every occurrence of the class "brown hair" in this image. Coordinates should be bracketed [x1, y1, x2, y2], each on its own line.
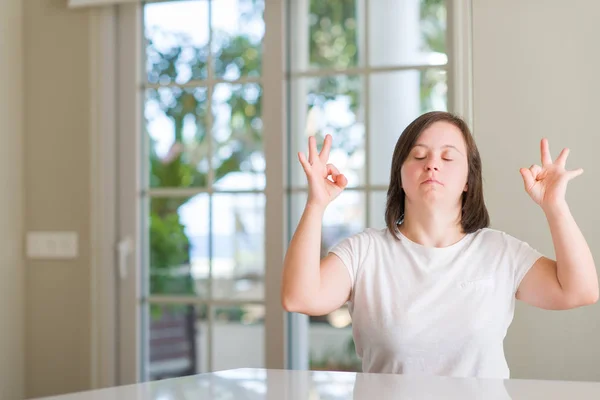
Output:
[385, 111, 489, 240]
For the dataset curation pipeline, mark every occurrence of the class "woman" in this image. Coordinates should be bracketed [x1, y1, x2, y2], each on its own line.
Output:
[281, 111, 598, 379]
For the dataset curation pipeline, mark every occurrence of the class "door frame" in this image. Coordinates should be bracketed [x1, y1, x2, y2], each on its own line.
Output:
[89, 0, 288, 386]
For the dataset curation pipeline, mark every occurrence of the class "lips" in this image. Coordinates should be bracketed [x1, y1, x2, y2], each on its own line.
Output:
[422, 178, 443, 185]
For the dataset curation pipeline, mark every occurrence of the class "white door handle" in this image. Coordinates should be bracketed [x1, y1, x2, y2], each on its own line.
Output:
[116, 236, 132, 280]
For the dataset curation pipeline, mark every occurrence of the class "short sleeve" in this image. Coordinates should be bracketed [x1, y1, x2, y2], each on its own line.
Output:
[328, 229, 371, 292]
[503, 232, 544, 294]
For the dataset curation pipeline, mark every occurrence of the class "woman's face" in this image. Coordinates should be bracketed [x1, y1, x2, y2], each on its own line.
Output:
[400, 121, 469, 208]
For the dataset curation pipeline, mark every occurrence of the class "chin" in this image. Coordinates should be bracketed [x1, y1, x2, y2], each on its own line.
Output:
[412, 190, 460, 207]
[419, 187, 445, 199]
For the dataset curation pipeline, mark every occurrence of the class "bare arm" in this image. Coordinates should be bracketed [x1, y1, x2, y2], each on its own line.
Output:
[517, 203, 598, 309]
[517, 139, 598, 309]
[281, 134, 352, 316]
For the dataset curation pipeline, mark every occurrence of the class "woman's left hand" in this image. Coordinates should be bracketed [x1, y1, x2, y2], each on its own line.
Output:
[520, 138, 583, 211]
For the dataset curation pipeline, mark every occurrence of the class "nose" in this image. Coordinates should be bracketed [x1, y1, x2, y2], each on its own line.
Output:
[425, 159, 439, 171]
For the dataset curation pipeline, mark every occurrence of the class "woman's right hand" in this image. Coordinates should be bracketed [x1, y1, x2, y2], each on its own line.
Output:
[298, 134, 348, 209]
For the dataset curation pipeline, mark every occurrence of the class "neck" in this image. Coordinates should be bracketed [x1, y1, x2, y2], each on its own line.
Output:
[399, 202, 465, 248]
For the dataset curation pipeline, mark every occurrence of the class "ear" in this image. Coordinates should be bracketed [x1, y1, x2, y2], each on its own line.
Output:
[463, 183, 468, 192]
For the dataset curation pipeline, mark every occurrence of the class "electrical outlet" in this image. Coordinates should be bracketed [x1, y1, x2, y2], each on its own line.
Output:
[26, 232, 78, 259]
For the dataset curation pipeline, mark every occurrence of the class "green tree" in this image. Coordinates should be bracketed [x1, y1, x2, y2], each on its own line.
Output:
[146, 4, 265, 378]
[420, 0, 447, 112]
[146, 19, 264, 302]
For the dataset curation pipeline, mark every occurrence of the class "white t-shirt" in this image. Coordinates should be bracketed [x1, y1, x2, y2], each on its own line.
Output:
[329, 227, 543, 379]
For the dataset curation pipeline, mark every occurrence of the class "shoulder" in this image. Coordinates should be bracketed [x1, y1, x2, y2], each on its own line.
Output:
[329, 228, 375, 255]
[470, 227, 521, 245]
[330, 227, 401, 257]
[330, 227, 391, 258]
[363, 227, 402, 248]
[470, 228, 542, 260]
[366, 227, 390, 239]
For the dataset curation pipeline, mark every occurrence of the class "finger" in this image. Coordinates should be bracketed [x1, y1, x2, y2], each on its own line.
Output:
[298, 152, 310, 174]
[308, 135, 318, 164]
[541, 138, 552, 166]
[326, 163, 340, 181]
[529, 164, 542, 179]
[319, 134, 332, 163]
[336, 174, 348, 189]
[566, 168, 584, 180]
[333, 173, 348, 189]
[520, 168, 535, 189]
[555, 147, 569, 167]
[327, 164, 347, 188]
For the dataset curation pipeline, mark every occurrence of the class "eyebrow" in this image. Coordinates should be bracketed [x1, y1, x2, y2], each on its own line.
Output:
[413, 143, 464, 155]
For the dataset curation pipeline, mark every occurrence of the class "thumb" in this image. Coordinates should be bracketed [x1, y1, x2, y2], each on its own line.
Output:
[335, 173, 348, 189]
[520, 168, 535, 191]
[566, 168, 584, 180]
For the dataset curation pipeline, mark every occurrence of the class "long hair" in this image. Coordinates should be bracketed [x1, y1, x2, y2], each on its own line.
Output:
[385, 111, 490, 240]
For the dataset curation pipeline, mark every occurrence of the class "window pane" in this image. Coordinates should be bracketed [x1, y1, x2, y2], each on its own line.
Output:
[369, 0, 447, 67]
[146, 87, 210, 188]
[310, 307, 360, 372]
[211, 193, 264, 301]
[148, 303, 209, 380]
[145, 1, 210, 84]
[149, 195, 209, 298]
[212, 83, 264, 191]
[290, 76, 364, 188]
[212, 304, 265, 370]
[212, 0, 265, 80]
[290, 0, 361, 71]
[368, 68, 447, 186]
[322, 191, 365, 254]
[369, 191, 388, 230]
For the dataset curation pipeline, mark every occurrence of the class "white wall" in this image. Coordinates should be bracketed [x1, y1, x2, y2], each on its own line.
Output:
[0, 0, 25, 399]
[24, 1, 92, 397]
[472, 0, 600, 381]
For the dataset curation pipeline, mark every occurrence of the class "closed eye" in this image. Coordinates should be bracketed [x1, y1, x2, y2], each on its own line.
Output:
[414, 156, 453, 161]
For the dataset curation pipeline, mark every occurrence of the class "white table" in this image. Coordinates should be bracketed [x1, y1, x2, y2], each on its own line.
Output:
[34, 368, 600, 399]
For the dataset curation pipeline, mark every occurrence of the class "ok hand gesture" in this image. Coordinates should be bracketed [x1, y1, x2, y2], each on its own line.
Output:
[298, 134, 348, 209]
[520, 138, 583, 211]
